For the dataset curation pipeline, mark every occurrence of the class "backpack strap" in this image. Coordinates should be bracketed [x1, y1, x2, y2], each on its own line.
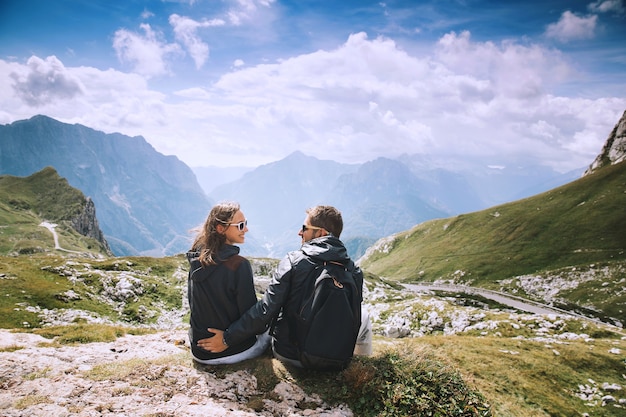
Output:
[322, 260, 362, 339]
[319, 261, 348, 288]
[287, 261, 322, 345]
[325, 260, 347, 269]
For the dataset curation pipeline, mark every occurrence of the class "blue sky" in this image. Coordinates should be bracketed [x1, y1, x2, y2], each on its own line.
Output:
[1, 0, 625, 171]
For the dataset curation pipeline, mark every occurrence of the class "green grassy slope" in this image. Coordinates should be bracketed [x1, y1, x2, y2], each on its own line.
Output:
[361, 161, 626, 281]
[360, 161, 626, 322]
[0, 167, 109, 255]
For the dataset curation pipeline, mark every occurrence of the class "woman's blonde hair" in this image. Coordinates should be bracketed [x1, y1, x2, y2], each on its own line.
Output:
[192, 201, 240, 266]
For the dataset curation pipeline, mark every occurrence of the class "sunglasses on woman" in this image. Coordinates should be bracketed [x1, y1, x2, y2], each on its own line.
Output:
[218, 218, 248, 231]
[229, 220, 248, 231]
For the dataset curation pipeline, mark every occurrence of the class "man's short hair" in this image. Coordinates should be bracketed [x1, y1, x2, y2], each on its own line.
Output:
[307, 205, 343, 238]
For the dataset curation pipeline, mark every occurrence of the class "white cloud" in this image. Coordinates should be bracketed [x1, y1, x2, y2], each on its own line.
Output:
[195, 31, 622, 170]
[436, 31, 570, 99]
[545, 11, 597, 42]
[174, 87, 212, 100]
[169, 14, 225, 69]
[588, 0, 626, 14]
[112, 2, 274, 74]
[227, 0, 276, 25]
[9, 55, 83, 106]
[0, 55, 167, 134]
[113, 24, 182, 77]
[1, 30, 624, 172]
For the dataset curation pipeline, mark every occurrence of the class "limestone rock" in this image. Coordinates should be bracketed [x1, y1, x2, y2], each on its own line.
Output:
[70, 196, 112, 254]
[584, 109, 626, 176]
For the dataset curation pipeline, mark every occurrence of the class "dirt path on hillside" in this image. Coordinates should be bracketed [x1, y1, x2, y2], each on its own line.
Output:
[39, 222, 83, 254]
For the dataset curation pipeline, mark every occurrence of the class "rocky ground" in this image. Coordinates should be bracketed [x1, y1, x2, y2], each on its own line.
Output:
[0, 329, 352, 416]
[2, 267, 625, 416]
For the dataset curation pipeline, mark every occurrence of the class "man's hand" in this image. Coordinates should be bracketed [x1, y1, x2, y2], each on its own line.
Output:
[196, 328, 228, 353]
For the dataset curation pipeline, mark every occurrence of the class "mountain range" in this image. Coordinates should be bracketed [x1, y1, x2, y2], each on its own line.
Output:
[1, 114, 582, 259]
[204, 152, 581, 258]
[0, 115, 209, 256]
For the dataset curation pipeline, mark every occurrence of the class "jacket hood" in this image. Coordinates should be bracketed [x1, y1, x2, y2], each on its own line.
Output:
[187, 244, 240, 281]
[300, 235, 350, 264]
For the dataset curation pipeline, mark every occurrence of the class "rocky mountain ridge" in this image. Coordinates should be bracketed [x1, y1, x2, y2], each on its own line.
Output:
[69, 196, 109, 252]
[584, 109, 626, 176]
[359, 109, 626, 327]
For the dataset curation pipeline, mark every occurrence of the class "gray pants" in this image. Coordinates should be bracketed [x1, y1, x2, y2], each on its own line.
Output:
[191, 331, 271, 365]
[354, 309, 373, 356]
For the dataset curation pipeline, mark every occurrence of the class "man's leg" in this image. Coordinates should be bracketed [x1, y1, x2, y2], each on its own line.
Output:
[353, 308, 373, 356]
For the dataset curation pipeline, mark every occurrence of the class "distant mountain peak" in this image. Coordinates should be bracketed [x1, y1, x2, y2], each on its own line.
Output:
[282, 150, 317, 162]
[584, 109, 626, 176]
[286, 150, 307, 158]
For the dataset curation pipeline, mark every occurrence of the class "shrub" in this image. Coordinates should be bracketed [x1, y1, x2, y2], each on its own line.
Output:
[340, 347, 492, 417]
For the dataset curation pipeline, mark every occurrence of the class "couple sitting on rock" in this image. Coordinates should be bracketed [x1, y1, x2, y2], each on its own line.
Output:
[186, 202, 372, 370]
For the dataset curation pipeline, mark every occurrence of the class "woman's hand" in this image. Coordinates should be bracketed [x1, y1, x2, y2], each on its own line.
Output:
[196, 328, 228, 353]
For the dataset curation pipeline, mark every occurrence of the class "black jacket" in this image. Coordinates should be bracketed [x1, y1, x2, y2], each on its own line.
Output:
[187, 245, 257, 360]
[223, 236, 363, 360]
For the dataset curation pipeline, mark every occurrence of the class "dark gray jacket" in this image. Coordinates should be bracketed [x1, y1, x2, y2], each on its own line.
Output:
[223, 236, 363, 360]
[187, 245, 257, 360]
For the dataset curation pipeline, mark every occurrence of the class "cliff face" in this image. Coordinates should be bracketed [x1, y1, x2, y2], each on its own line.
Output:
[70, 197, 112, 255]
[584, 110, 626, 176]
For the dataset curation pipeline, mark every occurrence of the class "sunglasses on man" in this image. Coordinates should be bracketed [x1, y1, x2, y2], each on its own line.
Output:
[301, 224, 323, 233]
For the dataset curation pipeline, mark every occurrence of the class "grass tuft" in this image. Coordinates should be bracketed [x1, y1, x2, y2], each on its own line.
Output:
[31, 323, 155, 344]
[13, 394, 52, 409]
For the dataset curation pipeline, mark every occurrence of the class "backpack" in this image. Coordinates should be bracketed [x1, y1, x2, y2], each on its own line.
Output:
[293, 260, 361, 371]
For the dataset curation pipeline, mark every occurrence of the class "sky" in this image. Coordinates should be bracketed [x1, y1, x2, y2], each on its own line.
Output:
[1, 0, 625, 171]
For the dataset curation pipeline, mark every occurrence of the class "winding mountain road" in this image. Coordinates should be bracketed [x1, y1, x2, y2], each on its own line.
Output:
[403, 283, 593, 320]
